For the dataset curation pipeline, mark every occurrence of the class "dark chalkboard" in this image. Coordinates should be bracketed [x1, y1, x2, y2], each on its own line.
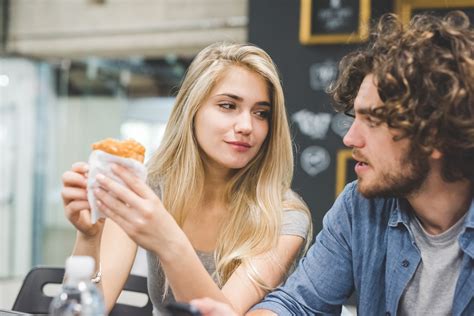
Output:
[311, 0, 360, 35]
[249, 0, 392, 233]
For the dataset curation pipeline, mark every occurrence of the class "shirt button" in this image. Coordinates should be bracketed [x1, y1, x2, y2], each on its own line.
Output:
[401, 260, 409, 267]
[386, 313, 391, 316]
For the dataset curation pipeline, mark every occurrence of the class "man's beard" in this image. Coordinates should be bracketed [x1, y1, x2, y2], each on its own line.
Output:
[358, 144, 431, 199]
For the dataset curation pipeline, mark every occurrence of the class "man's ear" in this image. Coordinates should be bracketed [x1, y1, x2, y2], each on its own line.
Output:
[430, 149, 443, 159]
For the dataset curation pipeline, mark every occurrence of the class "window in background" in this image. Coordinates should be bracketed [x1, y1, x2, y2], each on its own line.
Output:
[0, 55, 191, 283]
[41, 56, 190, 268]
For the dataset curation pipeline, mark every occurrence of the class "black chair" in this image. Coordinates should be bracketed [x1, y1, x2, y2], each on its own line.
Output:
[12, 267, 152, 316]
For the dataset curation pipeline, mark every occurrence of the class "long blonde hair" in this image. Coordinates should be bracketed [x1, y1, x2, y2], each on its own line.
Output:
[147, 42, 312, 291]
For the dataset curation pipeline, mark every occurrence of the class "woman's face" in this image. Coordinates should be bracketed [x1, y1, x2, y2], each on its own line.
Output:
[194, 65, 271, 172]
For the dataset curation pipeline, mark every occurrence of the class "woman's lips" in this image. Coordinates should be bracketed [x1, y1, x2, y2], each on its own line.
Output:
[226, 141, 251, 152]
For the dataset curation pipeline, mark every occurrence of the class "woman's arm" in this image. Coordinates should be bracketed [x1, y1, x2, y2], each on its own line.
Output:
[62, 162, 137, 312]
[159, 234, 304, 315]
[94, 163, 307, 314]
[221, 235, 304, 314]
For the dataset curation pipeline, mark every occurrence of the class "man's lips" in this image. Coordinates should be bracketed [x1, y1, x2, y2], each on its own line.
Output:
[352, 151, 369, 165]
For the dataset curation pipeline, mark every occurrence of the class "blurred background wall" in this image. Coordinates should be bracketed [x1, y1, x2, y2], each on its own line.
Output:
[0, 0, 472, 310]
[0, 0, 247, 307]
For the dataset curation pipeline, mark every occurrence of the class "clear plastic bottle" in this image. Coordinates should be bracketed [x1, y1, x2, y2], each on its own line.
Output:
[49, 256, 106, 316]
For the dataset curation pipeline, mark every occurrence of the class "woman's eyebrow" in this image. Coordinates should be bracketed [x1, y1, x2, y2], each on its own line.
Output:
[216, 93, 243, 101]
[216, 93, 271, 107]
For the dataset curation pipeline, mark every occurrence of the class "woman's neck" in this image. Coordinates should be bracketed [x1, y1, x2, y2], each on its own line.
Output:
[199, 162, 235, 212]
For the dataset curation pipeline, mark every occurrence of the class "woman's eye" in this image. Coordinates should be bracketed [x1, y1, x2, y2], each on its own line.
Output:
[255, 110, 271, 119]
[219, 103, 235, 110]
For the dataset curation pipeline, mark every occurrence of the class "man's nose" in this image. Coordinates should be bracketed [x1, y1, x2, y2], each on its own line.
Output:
[343, 120, 363, 148]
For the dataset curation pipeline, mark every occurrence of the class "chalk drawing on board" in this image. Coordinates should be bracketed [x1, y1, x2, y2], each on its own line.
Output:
[317, 0, 354, 31]
[309, 61, 338, 91]
[331, 111, 354, 138]
[292, 109, 332, 140]
[300, 146, 331, 177]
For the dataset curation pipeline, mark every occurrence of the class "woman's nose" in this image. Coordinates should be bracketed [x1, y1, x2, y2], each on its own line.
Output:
[234, 112, 253, 134]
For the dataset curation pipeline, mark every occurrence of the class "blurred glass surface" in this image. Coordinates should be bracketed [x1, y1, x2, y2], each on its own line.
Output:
[0, 55, 190, 280]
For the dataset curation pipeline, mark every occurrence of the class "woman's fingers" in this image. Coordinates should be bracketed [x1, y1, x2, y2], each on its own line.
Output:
[62, 170, 88, 188]
[94, 187, 130, 217]
[71, 162, 89, 174]
[111, 164, 154, 199]
[64, 200, 91, 225]
[95, 173, 144, 211]
[96, 199, 133, 233]
[61, 187, 88, 205]
[65, 200, 91, 217]
[65, 200, 106, 237]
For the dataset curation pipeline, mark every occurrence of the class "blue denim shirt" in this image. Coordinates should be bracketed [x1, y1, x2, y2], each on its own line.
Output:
[254, 181, 474, 315]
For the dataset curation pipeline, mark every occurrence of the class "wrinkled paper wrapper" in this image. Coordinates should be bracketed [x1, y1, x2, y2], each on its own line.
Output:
[87, 150, 147, 224]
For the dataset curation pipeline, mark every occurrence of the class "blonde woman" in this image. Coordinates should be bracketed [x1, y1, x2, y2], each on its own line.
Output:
[61, 42, 312, 315]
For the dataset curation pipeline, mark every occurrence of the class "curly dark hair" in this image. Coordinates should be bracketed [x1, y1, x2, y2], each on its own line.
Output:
[328, 11, 474, 183]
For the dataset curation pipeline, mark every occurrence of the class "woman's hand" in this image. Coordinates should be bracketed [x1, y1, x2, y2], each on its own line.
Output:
[191, 298, 238, 316]
[62, 162, 104, 238]
[93, 163, 180, 254]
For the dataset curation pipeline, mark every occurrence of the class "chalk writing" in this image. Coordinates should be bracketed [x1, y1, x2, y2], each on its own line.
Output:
[292, 109, 332, 139]
[317, 1, 354, 31]
[300, 146, 331, 177]
[331, 111, 353, 138]
[309, 60, 338, 91]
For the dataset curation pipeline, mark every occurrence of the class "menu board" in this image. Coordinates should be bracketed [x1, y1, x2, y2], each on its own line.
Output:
[311, 0, 360, 35]
[300, 0, 370, 44]
[396, 0, 474, 25]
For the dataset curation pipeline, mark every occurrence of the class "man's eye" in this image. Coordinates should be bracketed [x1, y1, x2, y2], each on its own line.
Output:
[344, 109, 355, 118]
[366, 116, 379, 128]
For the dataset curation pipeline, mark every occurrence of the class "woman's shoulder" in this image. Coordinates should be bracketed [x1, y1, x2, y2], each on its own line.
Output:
[281, 208, 311, 239]
[147, 176, 163, 198]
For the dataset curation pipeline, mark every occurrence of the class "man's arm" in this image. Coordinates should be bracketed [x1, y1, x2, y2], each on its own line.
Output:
[246, 310, 276, 316]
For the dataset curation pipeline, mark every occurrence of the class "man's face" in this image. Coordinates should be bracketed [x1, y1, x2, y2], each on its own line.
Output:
[343, 74, 430, 198]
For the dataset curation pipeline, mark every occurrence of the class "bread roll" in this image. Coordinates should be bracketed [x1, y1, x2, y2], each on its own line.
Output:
[92, 138, 145, 163]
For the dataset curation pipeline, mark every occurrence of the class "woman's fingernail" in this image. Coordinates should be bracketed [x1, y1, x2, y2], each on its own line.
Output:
[96, 174, 105, 181]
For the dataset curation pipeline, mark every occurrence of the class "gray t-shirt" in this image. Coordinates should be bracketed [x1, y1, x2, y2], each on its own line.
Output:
[147, 208, 310, 315]
[398, 212, 467, 316]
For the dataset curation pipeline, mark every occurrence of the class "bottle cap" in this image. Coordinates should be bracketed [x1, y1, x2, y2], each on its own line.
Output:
[65, 256, 95, 280]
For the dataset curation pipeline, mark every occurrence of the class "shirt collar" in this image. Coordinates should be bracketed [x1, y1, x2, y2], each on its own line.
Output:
[464, 198, 474, 228]
[388, 198, 411, 227]
[389, 197, 474, 228]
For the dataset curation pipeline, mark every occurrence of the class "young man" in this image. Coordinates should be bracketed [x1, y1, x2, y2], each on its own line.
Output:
[191, 11, 474, 316]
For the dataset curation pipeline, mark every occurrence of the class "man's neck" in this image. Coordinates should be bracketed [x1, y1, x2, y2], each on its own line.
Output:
[407, 172, 472, 235]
